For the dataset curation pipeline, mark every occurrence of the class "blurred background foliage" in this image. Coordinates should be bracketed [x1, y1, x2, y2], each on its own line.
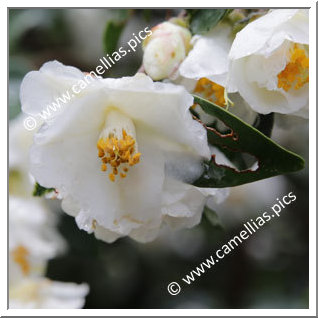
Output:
[9, 8, 309, 309]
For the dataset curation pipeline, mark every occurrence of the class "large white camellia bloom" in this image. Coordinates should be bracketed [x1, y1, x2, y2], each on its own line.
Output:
[228, 9, 309, 118]
[21, 61, 228, 243]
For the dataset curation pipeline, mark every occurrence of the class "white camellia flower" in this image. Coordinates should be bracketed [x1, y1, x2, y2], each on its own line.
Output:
[142, 20, 192, 80]
[228, 9, 309, 118]
[9, 195, 89, 309]
[9, 196, 65, 277]
[21, 61, 228, 243]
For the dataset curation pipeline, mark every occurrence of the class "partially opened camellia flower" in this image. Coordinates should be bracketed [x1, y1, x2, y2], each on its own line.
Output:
[21, 61, 228, 243]
[228, 9, 309, 118]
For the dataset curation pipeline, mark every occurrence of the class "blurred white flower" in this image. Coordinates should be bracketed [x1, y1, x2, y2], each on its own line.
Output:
[142, 20, 192, 80]
[9, 277, 89, 309]
[228, 9, 309, 118]
[9, 196, 65, 279]
[21, 61, 228, 243]
[9, 195, 88, 309]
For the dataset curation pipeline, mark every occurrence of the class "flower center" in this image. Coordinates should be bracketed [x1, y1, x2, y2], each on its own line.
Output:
[11, 245, 30, 275]
[193, 78, 226, 107]
[97, 111, 141, 182]
[277, 44, 309, 92]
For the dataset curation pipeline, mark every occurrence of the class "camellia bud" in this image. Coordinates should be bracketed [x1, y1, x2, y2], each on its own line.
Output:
[142, 20, 192, 80]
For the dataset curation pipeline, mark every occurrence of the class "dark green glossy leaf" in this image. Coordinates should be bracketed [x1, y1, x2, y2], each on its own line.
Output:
[192, 95, 305, 188]
[187, 9, 231, 34]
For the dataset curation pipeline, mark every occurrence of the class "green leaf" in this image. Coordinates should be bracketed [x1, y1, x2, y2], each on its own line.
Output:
[192, 95, 305, 188]
[187, 9, 231, 34]
[103, 21, 125, 55]
[33, 182, 55, 197]
[103, 10, 130, 54]
[203, 206, 223, 229]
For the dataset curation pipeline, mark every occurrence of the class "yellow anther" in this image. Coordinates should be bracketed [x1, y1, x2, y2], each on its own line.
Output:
[97, 139, 106, 151]
[277, 44, 309, 92]
[110, 160, 118, 168]
[194, 78, 226, 107]
[132, 153, 141, 164]
[97, 128, 141, 181]
[98, 149, 104, 158]
[12, 245, 30, 275]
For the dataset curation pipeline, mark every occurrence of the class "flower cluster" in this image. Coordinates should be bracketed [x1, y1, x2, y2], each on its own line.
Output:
[143, 9, 309, 118]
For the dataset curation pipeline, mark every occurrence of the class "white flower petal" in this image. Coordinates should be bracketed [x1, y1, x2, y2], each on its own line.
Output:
[20, 61, 85, 116]
[180, 24, 232, 86]
[162, 178, 229, 230]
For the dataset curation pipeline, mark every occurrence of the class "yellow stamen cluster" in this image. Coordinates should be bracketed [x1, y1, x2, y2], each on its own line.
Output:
[193, 77, 226, 107]
[277, 44, 309, 92]
[12, 245, 30, 275]
[97, 129, 141, 182]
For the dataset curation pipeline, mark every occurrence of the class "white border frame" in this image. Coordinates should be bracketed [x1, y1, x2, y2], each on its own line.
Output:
[3, 0, 316, 316]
